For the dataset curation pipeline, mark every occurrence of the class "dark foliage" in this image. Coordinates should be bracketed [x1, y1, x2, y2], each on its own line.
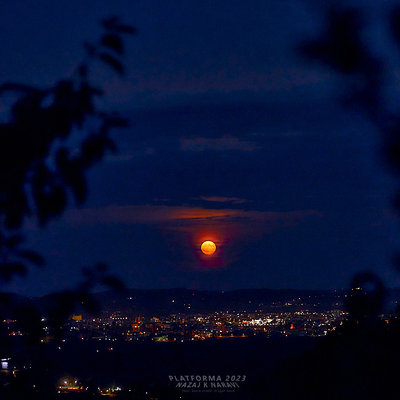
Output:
[266, 5, 400, 399]
[0, 16, 135, 280]
[0, 16, 134, 399]
[258, 273, 400, 400]
[300, 4, 400, 270]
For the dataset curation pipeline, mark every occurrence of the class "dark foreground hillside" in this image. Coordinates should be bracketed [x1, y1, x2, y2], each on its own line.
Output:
[6, 336, 317, 399]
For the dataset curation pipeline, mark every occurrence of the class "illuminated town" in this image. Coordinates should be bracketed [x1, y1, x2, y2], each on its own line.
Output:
[0, 307, 349, 398]
[62, 308, 349, 343]
[2, 308, 349, 343]
[1, 287, 397, 398]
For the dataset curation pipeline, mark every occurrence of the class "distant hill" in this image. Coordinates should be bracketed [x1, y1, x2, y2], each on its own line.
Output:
[88, 287, 345, 315]
[7, 287, 400, 317]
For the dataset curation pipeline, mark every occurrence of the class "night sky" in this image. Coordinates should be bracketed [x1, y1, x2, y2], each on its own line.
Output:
[1, 0, 399, 295]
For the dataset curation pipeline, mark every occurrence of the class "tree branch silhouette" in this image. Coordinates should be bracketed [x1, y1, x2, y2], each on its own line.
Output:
[263, 5, 400, 400]
[0, 16, 135, 399]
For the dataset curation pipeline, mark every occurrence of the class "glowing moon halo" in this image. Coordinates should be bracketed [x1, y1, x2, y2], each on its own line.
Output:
[201, 240, 217, 256]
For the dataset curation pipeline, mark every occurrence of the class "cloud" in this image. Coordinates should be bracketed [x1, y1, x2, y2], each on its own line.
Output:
[65, 204, 322, 234]
[180, 136, 262, 152]
[66, 205, 236, 225]
[198, 196, 249, 204]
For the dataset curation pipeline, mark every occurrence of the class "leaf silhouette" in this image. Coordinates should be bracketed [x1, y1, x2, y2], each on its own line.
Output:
[390, 7, 400, 46]
[17, 250, 44, 267]
[0, 262, 27, 281]
[101, 33, 124, 54]
[98, 52, 124, 75]
[101, 275, 125, 291]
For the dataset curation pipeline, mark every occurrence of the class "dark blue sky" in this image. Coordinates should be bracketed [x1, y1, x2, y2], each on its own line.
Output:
[1, 0, 399, 295]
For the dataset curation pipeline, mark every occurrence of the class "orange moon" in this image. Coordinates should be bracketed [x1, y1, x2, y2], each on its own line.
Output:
[201, 240, 217, 256]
